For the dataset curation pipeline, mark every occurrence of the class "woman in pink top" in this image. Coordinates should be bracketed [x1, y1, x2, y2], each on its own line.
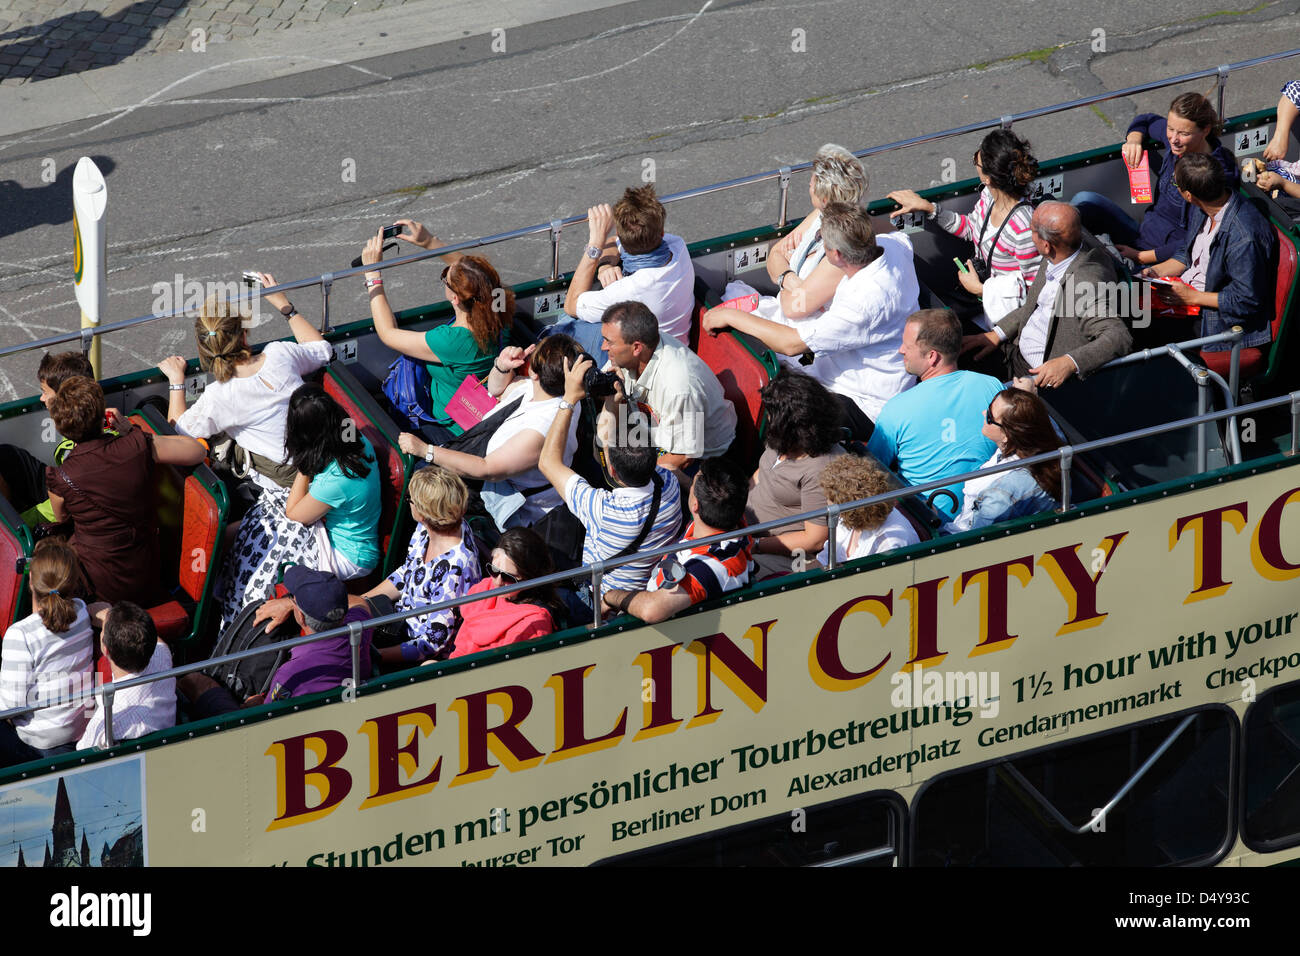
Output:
[450, 528, 561, 658]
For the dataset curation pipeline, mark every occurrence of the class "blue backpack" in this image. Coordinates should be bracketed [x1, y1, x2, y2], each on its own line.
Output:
[382, 354, 437, 431]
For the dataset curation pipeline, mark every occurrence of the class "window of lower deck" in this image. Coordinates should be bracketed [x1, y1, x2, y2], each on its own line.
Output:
[593, 791, 904, 867]
[911, 708, 1234, 866]
[1243, 681, 1300, 852]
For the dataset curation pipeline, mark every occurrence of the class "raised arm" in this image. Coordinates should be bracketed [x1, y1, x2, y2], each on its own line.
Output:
[361, 230, 439, 361]
[258, 271, 325, 345]
[538, 356, 590, 493]
[158, 356, 188, 424]
[564, 205, 618, 317]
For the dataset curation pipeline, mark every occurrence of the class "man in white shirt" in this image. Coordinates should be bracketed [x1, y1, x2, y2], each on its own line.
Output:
[78, 603, 176, 750]
[599, 301, 737, 473]
[963, 202, 1132, 388]
[548, 184, 696, 361]
[702, 202, 918, 437]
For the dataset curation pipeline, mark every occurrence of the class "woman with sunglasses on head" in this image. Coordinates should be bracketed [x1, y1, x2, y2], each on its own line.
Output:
[888, 129, 1041, 327]
[946, 387, 1061, 533]
[363, 465, 481, 667]
[361, 220, 514, 443]
[158, 276, 330, 479]
[449, 527, 562, 659]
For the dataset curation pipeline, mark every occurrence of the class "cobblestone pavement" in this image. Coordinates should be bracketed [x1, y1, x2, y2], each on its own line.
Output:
[0, 0, 419, 85]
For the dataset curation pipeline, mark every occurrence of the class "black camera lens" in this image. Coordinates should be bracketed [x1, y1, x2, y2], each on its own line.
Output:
[578, 352, 619, 399]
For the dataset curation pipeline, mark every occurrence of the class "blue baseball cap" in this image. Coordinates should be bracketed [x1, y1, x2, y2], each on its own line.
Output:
[283, 565, 348, 623]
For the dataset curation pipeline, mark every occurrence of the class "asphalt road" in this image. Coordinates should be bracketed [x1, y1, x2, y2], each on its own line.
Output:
[0, 0, 1297, 395]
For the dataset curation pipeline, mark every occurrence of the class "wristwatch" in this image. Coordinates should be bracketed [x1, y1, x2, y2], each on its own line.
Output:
[424, 445, 435, 463]
[585, 245, 601, 260]
[927, 202, 942, 221]
[558, 400, 575, 411]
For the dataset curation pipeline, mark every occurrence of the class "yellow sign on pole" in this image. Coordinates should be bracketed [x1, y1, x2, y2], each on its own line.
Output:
[71, 157, 107, 378]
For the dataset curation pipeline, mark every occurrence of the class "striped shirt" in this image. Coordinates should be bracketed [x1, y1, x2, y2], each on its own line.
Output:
[936, 188, 1041, 284]
[649, 522, 754, 605]
[0, 602, 94, 750]
[563, 467, 683, 593]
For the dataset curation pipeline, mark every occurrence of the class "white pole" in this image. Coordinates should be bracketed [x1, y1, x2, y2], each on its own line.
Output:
[72, 157, 108, 378]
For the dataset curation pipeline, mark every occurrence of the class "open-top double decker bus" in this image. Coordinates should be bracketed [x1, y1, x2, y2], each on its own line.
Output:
[1, 51, 1299, 868]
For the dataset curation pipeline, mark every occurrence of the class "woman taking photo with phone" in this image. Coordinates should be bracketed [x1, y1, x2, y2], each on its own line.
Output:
[362, 220, 514, 443]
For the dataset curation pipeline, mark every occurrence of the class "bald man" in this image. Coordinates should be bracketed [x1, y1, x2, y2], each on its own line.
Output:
[963, 201, 1132, 388]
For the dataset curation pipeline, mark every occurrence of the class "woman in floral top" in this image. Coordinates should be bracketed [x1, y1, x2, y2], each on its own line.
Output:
[362, 466, 481, 665]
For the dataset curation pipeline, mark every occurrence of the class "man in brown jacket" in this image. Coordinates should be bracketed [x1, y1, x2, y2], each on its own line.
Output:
[963, 202, 1133, 388]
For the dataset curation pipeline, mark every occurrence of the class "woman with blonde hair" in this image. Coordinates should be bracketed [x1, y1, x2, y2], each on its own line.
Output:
[362, 220, 515, 443]
[712, 144, 870, 328]
[358, 465, 481, 666]
[0, 539, 96, 764]
[161, 277, 334, 630]
[158, 272, 332, 492]
[817, 454, 919, 565]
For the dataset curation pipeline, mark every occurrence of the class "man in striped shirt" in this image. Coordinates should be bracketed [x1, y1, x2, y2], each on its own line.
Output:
[603, 457, 753, 624]
[538, 355, 682, 604]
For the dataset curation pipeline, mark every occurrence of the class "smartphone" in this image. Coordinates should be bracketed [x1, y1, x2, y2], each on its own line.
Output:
[953, 257, 969, 273]
[381, 224, 402, 240]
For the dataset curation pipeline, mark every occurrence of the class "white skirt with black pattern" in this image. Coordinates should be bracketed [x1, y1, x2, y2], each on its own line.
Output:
[212, 485, 319, 635]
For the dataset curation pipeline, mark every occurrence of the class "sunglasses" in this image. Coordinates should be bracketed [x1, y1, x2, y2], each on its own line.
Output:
[985, 405, 1002, 427]
[440, 265, 451, 285]
[487, 563, 518, 585]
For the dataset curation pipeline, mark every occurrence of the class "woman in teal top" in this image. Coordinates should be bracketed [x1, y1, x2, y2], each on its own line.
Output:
[284, 384, 382, 579]
[361, 219, 515, 439]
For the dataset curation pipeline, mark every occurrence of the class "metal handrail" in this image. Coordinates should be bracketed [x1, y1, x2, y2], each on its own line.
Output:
[4, 387, 1297, 750]
[998, 714, 1197, 835]
[2, 49, 1295, 363]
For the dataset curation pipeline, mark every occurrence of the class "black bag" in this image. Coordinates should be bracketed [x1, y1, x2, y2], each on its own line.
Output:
[439, 393, 525, 458]
[971, 199, 1033, 282]
[362, 592, 410, 649]
[529, 505, 586, 571]
[203, 598, 301, 700]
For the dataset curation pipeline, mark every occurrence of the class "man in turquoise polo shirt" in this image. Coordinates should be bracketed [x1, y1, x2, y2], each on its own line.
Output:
[866, 309, 1002, 518]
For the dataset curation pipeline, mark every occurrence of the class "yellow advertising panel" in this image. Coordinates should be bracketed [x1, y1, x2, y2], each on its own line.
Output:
[140, 465, 1300, 866]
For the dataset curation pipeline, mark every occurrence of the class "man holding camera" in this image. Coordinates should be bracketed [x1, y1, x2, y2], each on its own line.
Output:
[598, 300, 736, 474]
[538, 355, 683, 605]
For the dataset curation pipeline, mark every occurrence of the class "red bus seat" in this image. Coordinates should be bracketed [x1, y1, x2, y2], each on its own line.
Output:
[129, 409, 228, 653]
[322, 362, 414, 591]
[696, 329, 774, 467]
[1199, 221, 1296, 384]
[0, 496, 32, 630]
